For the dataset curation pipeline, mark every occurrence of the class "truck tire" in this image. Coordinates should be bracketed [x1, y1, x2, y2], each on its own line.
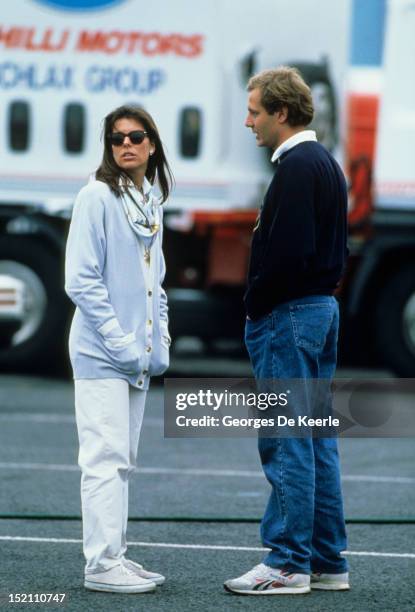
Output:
[0, 236, 68, 370]
[375, 264, 415, 376]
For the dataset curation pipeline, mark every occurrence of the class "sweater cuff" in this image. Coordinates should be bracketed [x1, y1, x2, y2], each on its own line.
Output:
[97, 317, 124, 338]
[103, 331, 136, 350]
[160, 320, 171, 345]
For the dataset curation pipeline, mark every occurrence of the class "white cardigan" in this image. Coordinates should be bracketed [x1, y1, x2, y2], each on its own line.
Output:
[65, 178, 170, 390]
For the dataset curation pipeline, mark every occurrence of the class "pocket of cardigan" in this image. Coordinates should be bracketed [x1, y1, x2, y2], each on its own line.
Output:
[103, 334, 141, 374]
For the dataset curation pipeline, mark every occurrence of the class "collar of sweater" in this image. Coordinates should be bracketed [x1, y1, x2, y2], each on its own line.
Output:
[271, 130, 317, 163]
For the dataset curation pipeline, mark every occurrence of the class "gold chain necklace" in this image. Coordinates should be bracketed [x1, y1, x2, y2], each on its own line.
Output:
[144, 244, 151, 266]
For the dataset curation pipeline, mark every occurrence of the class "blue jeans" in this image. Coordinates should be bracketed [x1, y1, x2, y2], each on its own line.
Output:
[245, 295, 348, 575]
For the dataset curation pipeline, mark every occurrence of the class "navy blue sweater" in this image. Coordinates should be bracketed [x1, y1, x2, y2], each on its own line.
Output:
[244, 141, 348, 320]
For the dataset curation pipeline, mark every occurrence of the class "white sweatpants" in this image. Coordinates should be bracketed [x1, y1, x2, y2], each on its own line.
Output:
[74, 378, 146, 574]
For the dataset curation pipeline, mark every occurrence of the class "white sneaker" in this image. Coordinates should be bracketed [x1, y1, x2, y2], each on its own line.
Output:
[122, 557, 166, 585]
[224, 563, 310, 595]
[84, 563, 156, 593]
[311, 571, 350, 590]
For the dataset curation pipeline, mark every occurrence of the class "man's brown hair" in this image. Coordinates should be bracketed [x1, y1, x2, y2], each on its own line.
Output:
[248, 66, 314, 127]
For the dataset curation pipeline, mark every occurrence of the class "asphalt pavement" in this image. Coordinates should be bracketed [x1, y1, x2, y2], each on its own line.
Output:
[0, 363, 414, 612]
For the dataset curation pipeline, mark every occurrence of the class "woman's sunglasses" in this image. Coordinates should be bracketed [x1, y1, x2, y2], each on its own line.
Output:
[108, 130, 148, 146]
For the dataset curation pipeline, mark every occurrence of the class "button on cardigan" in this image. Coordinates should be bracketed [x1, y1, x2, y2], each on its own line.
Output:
[65, 178, 170, 390]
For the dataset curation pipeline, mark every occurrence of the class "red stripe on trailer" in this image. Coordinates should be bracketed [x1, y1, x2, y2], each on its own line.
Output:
[346, 94, 379, 229]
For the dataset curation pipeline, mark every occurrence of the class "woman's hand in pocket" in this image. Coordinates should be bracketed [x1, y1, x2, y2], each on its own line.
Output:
[103, 333, 141, 374]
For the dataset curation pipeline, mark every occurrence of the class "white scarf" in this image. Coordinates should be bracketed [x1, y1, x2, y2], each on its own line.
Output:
[119, 176, 161, 244]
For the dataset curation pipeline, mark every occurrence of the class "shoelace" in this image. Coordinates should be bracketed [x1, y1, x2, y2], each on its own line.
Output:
[242, 564, 290, 584]
[243, 563, 271, 580]
[123, 559, 144, 571]
[119, 563, 137, 578]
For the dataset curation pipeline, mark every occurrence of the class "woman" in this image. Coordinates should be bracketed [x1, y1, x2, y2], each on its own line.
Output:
[65, 105, 173, 594]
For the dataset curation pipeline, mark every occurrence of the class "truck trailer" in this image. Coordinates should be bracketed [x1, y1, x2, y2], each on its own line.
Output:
[0, 0, 413, 376]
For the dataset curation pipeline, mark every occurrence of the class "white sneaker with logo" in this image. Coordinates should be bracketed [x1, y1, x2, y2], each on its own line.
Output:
[122, 557, 166, 585]
[311, 571, 350, 590]
[84, 563, 156, 593]
[224, 563, 311, 595]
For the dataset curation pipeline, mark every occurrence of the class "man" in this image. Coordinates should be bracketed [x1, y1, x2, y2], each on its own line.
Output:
[224, 67, 349, 596]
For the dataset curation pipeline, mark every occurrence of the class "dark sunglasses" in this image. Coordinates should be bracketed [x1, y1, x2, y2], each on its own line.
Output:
[108, 130, 148, 146]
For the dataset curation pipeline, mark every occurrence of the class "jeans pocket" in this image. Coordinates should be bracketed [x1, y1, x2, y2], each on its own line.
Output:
[289, 303, 333, 350]
[245, 314, 270, 344]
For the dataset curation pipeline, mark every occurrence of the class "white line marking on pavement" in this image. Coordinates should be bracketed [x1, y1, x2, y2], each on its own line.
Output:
[342, 475, 415, 483]
[0, 536, 81, 544]
[0, 414, 162, 426]
[0, 462, 413, 483]
[0, 414, 75, 423]
[0, 462, 79, 472]
[0, 536, 414, 559]
[342, 551, 415, 559]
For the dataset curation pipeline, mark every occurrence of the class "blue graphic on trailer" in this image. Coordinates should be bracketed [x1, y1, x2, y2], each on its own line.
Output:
[33, 0, 126, 11]
[350, 0, 387, 66]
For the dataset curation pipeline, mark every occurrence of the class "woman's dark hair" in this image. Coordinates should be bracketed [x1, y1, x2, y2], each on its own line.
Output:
[96, 105, 173, 203]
